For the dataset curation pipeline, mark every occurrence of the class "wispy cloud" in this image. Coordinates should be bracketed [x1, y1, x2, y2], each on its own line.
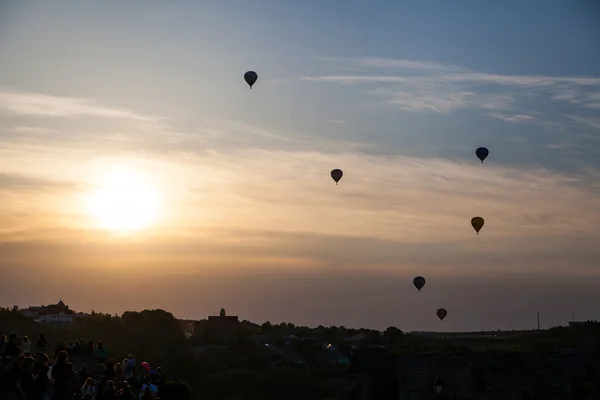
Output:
[0, 89, 376, 162]
[488, 113, 537, 123]
[366, 84, 513, 114]
[542, 143, 574, 150]
[310, 57, 600, 87]
[585, 91, 600, 109]
[352, 57, 463, 72]
[302, 57, 600, 117]
[552, 88, 600, 109]
[0, 173, 81, 190]
[563, 114, 600, 130]
[0, 89, 193, 151]
[0, 89, 160, 122]
[304, 75, 409, 84]
[8, 126, 60, 135]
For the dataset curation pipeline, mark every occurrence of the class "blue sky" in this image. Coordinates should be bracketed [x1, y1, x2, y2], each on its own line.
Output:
[0, 0, 599, 331]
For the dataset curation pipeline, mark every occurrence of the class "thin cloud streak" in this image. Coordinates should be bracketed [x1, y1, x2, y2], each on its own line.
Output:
[0, 172, 82, 190]
[552, 88, 600, 109]
[488, 113, 538, 123]
[310, 56, 600, 87]
[352, 57, 464, 72]
[0, 89, 158, 122]
[302, 73, 600, 88]
[0, 89, 180, 141]
[0, 91, 374, 162]
[303, 75, 408, 84]
[367, 85, 512, 114]
[7, 126, 60, 135]
[303, 57, 600, 117]
[563, 114, 600, 130]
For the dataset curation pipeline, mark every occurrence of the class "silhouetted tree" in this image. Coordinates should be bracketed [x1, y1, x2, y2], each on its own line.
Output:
[383, 327, 403, 351]
[261, 321, 272, 334]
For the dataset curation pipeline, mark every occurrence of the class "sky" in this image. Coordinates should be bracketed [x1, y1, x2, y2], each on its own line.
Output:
[1, 0, 599, 332]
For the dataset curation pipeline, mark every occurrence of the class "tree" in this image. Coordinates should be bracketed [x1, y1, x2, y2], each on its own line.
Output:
[261, 321, 272, 334]
[324, 327, 340, 345]
[383, 327, 403, 351]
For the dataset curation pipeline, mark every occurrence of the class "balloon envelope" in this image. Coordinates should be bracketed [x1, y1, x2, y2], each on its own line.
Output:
[476, 147, 489, 163]
[244, 71, 258, 88]
[413, 276, 426, 292]
[436, 308, 447, 321]
[471, 216, 484, 235]
[330, 169, 343, 184]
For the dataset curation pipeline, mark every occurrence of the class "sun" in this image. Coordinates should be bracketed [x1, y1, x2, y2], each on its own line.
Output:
[86, 169, 161, 232]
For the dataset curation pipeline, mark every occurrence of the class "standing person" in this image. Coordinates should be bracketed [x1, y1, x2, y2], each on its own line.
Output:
[101, 381, 117, 400]
[93, 342, 107, 365]
[3, 333, 22, 359]
[140, 386, 153, 400]
[0, 334, 7, 354]
[116, 385, 136, 400]
[21, 336, 32, 356]
[54, 341, 67, 359]
[78, 365, 91, 383]
[104, 358, 116, 383]
[114, 363, 124, 383]
[81, 377, 97, 400]
[125, 355, 136, 381]
[32, 353, 50, 400]
[139, 379, 158, 399]
[151, 367, 163, 388]
[0, 356, 20, 400]
[17, 356, 36, 399]
[67, 341, 77, 359]
[36, 333, 50, 353]
[87, 340, 95, 358]
[51, 351, 75, 400]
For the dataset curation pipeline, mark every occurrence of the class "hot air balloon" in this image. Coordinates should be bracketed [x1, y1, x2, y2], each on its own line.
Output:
[413, 276, 426, 292]
[471, 216, 484, 235]
[475, 147, 489, 163]
[436, 308, 447, 321]
[331, 169, 343, 185]
[244, 71, 258, 89]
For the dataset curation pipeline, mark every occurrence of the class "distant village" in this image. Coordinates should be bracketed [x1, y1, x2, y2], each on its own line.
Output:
[19, 300, 90, 325]
[19, 300, 590, 337]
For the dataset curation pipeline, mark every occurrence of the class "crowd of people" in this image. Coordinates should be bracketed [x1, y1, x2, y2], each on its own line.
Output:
[1, 332, 165, 400]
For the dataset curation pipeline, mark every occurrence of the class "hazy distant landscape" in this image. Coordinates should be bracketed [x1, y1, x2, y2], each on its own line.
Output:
[2, 304, 599, 399]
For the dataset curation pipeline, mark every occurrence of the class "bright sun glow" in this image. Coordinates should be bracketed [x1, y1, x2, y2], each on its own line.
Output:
[87, 169, 161, 232]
